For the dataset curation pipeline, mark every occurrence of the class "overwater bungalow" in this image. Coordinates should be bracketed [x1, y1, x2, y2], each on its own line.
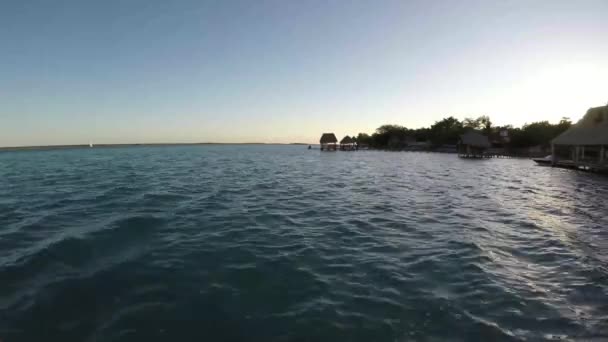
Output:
[340, 136, 355, 151]
[551, 105, 608, 172]
[458, 130, 491, 158]
[320, 133, 338, 151]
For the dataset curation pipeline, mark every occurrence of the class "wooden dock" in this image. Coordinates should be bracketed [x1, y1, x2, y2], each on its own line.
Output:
[458, 152, 516, 159]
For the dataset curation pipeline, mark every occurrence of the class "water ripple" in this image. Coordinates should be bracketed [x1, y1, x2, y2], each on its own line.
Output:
[1, 146, 607, 341]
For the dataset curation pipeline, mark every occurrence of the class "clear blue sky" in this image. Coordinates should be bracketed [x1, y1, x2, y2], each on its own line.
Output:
[2, 0, 607, 146]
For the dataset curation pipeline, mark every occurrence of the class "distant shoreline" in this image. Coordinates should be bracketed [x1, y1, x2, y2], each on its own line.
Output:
[0, 142, 307, 152]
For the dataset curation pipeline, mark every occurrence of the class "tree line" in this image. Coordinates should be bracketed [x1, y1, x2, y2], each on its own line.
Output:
[351, 116, 573, 150]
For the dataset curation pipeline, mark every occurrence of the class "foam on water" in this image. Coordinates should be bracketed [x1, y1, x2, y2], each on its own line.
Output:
[1, 145, 607, 341]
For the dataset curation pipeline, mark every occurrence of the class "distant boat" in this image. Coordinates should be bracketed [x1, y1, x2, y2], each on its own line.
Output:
[89, 142, 94, 148]
[533, 155, 553, 165]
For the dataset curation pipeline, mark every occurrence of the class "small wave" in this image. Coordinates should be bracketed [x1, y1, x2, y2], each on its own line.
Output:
[1, 147, 608, 341]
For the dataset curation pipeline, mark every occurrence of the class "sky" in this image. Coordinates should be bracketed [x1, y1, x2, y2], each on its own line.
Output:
[1, 0, 608, 146]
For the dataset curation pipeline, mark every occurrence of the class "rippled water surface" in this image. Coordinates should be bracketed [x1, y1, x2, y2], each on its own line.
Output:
[1, 145, 607, 341]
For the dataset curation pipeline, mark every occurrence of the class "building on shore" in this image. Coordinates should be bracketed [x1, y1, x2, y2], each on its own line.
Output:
[488, 129, 510, 153]
[339, 136, 355, 151]
[551, 105, 608, 171]
[320, 133, 338, 151]
[457, 130, 491, 158]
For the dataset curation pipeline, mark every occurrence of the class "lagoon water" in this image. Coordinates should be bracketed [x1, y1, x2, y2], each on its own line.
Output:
[1, 145, 607, 341]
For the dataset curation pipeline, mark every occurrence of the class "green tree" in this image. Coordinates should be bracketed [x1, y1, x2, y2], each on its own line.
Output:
[356, 133, 372, 146]
[411, 127, 430, 142]
[463, 115, 492, 133]
[429, 116, 463, 146]
[371, 124, 410, 149]
[508, 118, 571, 148]
[478, 116, 492, 134]
[556, 117, 572, 133]
[354, 114, 570, 150]
[463, 117, 478, 129]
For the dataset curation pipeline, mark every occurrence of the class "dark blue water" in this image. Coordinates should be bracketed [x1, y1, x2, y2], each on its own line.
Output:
[1, 145, 607, 341]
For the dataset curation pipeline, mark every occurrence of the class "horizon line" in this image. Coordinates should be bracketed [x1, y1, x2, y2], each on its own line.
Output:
[0, 142, 318, 152]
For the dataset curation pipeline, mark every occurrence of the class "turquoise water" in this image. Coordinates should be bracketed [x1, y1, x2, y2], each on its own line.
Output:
[1, 145, 607, 341]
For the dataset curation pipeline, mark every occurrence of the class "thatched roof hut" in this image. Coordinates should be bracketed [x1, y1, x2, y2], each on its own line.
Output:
[339, 135, 355, 151]
[340, 136, 353, 144]
[458, 130, 490, 158]
[553, 106, 608, 146]
[320, 133, 338, 151]
[550, 105, 608, 168]
[320, 133, 338, 144]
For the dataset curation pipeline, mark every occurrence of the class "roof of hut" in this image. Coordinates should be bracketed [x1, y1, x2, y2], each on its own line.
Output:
[459, 130, 491, 148]
[340, 136, 354, 144]
[552, 106, 608, 145]
[320, 133, 338, 144]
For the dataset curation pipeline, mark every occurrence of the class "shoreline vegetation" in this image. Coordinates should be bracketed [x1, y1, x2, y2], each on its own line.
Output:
[1, 115, 572, 155]
[350, 115, 573, 157]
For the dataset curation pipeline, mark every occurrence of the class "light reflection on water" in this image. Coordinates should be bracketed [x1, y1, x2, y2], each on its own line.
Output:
[0, 146, 607, 341]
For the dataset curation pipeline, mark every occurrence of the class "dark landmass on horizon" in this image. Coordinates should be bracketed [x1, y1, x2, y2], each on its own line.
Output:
[0, 142, 285, 152]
